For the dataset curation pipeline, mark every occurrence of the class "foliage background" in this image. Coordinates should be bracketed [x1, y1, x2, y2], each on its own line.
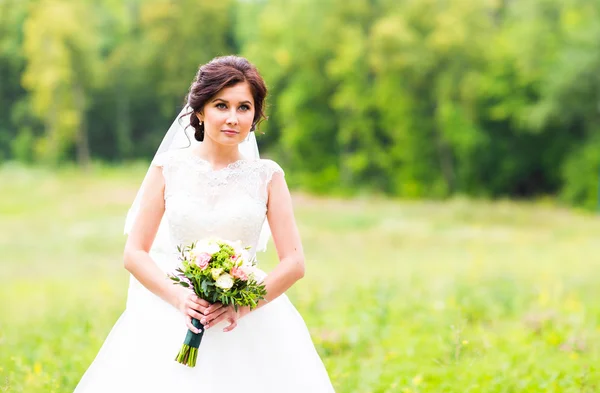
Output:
[1, 0, 599, 208]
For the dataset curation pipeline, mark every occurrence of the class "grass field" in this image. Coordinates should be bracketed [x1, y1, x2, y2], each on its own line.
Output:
[1, 163, 599, 392]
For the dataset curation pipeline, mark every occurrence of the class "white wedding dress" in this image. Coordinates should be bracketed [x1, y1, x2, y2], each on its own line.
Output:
[74, 148, 335, 392]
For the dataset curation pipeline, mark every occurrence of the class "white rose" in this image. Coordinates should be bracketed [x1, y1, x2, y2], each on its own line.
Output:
[231, 240, 244, 254]
[215, 273, 234, 290]
[197, 239, 221, 256]
[205, 243, 220, 255]
[239, 250, 254, 267]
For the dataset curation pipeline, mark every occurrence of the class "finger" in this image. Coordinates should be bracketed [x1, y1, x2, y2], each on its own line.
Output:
[205, 312, 232, 329]
[223, 320, 237, 332]
[204, 307, 228, 324]
[204, 304, 226, 318]
[203, 302, 224, 315]
[192, 296, 210, 308]
[188, 299, 208, 314]
[187, 308, 205, 322]
[185, 317, 201, 334]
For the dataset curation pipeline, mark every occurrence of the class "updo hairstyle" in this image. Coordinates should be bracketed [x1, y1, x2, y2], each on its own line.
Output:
[186, 56, 268, 142]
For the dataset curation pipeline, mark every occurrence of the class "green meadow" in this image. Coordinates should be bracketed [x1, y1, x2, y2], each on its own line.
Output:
[1, 164, 599, 392]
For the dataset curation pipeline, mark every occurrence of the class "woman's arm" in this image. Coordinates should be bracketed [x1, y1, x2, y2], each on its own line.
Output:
[123, 166, 178, 305]
[123, 165, 219, 332]
[257, 171, 305, 302]
[221, 170, 305, 322]
[197, 169, 305, 331]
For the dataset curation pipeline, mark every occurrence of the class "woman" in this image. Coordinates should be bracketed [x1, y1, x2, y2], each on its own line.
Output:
[74, 56, 335, 392]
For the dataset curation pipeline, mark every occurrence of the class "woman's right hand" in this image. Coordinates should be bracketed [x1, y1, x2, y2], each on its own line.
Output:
[175, 287, 223, 333]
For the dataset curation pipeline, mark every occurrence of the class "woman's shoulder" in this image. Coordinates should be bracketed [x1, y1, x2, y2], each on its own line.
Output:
[257, 158, 284, 172]
[151, 150, 284, 178]
[151, 148, 191, 168]
[252, 158, 285, 180]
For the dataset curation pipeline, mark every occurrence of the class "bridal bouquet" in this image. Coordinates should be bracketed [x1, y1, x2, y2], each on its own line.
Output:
[168, 237, 267, 367]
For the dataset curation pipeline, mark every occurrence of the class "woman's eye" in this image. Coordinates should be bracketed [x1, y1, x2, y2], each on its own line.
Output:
[216, 103, 227, 109]
[239, 105, 250, 111]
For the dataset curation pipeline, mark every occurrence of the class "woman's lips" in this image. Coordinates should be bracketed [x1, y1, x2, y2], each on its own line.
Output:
[221, 129, 239, 136]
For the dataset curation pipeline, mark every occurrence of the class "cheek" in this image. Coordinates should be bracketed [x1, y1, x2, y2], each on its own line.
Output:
[205, 111, 225, 126]
[207, 109, 224, 120]
[244, 111, 256, 124]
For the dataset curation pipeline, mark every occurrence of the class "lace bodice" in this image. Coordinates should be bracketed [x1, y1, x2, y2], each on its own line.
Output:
[150, 148, 283, 261]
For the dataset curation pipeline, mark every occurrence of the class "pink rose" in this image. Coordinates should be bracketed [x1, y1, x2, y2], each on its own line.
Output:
[195, 252, 211, 270]
[231, 265, 248, 281]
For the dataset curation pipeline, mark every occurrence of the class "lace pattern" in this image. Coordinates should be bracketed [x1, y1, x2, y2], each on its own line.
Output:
[151, 149, 283, 259]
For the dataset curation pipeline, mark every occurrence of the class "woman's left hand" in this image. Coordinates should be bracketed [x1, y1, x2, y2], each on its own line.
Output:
[200, 304, 248, 332]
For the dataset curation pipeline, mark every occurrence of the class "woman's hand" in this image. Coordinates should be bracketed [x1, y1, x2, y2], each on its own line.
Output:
[175, 287, 223, 333]
[201, 304, 249, 332]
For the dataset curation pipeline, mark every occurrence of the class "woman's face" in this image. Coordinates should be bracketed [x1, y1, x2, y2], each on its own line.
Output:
[197, 81, 255, 147]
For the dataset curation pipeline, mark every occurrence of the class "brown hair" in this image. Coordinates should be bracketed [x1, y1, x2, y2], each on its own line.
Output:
[185, 56, 268, 141]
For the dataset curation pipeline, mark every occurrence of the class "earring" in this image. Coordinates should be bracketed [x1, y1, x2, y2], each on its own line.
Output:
[199, 121, 203, 126]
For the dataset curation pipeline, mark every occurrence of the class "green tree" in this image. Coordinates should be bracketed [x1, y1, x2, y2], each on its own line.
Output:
[242, 0, 341, 192]
[525, 0, 600, 208]
[90, 0, 236, 160]
[0, 0, 36, 162]
[22, 0, 103, 166]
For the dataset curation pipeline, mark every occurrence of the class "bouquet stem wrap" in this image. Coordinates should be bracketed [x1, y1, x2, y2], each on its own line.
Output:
[175, 318, 204, 367]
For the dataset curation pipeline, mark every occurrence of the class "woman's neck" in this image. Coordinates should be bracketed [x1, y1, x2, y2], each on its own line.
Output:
[193, 139, 242, 168]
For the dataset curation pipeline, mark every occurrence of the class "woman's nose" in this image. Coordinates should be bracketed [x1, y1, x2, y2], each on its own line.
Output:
[226, 110, 238, 125]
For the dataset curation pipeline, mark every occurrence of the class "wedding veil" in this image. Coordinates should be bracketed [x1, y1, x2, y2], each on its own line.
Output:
[123, 104, 272, 252]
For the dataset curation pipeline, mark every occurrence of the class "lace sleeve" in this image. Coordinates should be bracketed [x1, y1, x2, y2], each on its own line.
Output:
[123, 151, 174, 235]
[151, 150, 174, 168]
[263, 159, 285, 185]
[255, 159, 285, 252]
[260, 159, 285, 208]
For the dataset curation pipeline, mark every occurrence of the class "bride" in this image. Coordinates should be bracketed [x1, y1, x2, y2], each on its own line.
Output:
[74, 56, 336, 392]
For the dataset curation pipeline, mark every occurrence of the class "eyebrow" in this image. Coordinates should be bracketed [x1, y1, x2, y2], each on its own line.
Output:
[212, 98, 253, 106]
